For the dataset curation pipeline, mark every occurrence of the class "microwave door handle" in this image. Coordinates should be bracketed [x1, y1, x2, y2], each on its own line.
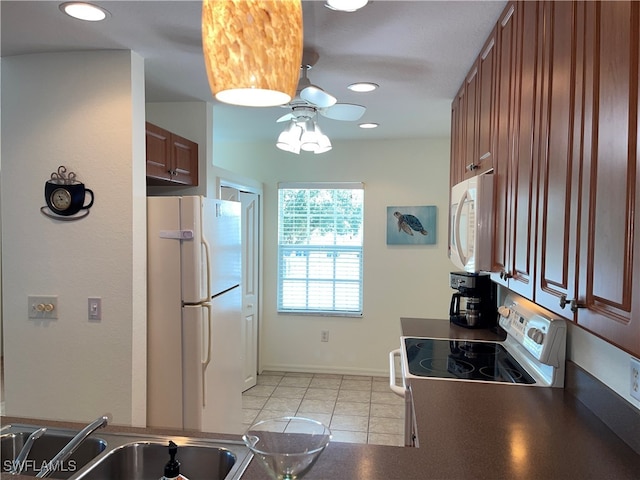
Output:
[201, 303, 212, 407]
[454, 191, 469, 266]
[389, 349, 405, 397]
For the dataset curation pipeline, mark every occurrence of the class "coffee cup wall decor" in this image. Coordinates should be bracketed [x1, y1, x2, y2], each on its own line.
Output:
[41, 166, 95, 221]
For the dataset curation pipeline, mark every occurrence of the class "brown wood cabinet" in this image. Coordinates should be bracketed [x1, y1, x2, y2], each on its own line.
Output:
[146, 122, 198, 186]
[536, 0, 640, 356]
[573, 1, 640, 355]
[476, 33, 496, 176]
[450, 87, 465, 188]
[453, 0, 640, 356]
[493, 1, 540, 299]
[449, 31, 497, 189]
[534, 1, 582, 316]
[490, 3, 517, 288]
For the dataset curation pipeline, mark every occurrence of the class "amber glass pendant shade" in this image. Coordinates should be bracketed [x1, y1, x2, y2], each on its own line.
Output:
[202, 0, 304, 107]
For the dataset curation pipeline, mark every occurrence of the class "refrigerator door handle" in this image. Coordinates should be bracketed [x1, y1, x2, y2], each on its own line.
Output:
[200, 230, 212, 304]
[201, 302, 212, 408]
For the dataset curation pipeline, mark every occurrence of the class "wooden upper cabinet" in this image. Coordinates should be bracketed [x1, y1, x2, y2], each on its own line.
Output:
[575, 1, 640, 356]
[491, 2, 516, 283]
[476, 32, 496, 175]
[146, 122, 198, 186]
[534, 0, 581, 317]
[450, 29, 496, 188]
[146, 123, 171, 180]
[452, 0, 640, 356]
[499, 1, 541, 298]
[463, 62, 479, 178]
[450, 86, 466, 188]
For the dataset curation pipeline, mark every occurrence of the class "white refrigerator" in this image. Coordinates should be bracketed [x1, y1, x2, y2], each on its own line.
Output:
[147, 195, 243, 434]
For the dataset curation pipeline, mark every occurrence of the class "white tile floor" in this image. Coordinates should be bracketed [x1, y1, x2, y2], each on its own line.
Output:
[242, 371, 405, 446]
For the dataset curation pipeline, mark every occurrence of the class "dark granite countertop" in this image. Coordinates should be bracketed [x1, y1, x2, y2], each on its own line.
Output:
[2, 318, 639, 479]
[400, 316, 506, 340]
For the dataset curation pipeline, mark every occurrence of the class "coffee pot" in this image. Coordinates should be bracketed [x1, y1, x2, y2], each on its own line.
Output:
[449, 272, 496, 329]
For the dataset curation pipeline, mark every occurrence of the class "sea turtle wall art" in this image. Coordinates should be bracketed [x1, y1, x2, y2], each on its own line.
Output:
[386, 205, 437, 245]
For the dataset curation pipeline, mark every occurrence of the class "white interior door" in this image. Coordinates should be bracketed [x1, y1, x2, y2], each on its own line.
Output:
[239, 191, 259, 391]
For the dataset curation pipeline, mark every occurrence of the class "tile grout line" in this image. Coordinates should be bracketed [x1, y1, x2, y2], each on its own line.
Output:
[244, 372, 404, 446]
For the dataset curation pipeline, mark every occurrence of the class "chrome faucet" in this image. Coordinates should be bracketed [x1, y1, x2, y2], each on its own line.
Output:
[9, 427, 48, 474]
[36, 415, 110, 478]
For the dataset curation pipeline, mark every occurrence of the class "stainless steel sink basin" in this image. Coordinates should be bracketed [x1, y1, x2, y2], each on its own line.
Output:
[1, 424, 252, 480]
[1, 428, 107, 478]
[74, 441, 239, 480]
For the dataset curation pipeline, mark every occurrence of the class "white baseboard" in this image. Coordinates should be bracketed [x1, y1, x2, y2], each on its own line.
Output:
[259, 363, 388, 378]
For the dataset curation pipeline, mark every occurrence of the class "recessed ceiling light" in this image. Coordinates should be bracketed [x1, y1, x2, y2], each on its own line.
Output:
[325, 0, 369, 12]
[59, 2, 110, 21]
[359, 123, 379, 129]
[348, 82, 379, 93]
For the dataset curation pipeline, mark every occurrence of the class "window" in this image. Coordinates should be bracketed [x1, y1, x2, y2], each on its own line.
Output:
[277, 182, 364, 315]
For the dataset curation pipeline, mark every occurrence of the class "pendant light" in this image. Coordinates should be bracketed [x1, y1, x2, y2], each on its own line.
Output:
[202, 0, 304, 107]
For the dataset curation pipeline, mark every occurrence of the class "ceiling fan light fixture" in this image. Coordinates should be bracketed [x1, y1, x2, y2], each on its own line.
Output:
[276, 121, 303, 153]
[315, 132, 333, 154]
[325, 0, 368, 12]
[348, 82, 379, 93]
[202, 0, 303, 107]
[59, 2, 109, 21]
[277, 118, 331, 154]
[300, 120, 320, 152]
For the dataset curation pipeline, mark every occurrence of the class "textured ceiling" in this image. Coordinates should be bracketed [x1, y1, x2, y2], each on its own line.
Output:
[1, 0, 507, 143]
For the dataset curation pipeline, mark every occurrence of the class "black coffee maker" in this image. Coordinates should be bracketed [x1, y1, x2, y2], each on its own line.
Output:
[449, 272, 497, 329]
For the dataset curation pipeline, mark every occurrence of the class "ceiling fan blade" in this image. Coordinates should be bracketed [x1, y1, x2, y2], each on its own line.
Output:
[320, 103, 366, 121]
[276, 112, 295, 123]
[300, 86, 337, 109]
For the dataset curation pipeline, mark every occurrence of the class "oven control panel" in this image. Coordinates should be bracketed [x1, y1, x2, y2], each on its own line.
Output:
[498, 295, 566, 366]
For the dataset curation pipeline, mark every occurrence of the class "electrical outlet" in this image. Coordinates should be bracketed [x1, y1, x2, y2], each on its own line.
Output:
[28, 295, 58, 319]
[321, 330, 329, 342]
[631, 357, 640, 402]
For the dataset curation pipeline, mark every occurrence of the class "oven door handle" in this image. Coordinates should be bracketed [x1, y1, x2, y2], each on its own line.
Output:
[389, 348, 406, 397]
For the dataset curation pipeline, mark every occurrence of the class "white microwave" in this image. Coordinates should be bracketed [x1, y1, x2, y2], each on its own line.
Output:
[449, 174, 494, 272]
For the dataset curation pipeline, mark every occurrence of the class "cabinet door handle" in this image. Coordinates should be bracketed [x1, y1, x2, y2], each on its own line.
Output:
[559, 294, 586, 313]
[559, 294, 569, 309]
[466, 163, 478, 172]
[500, 270, 512, 280]
[570, 299, 586, 313]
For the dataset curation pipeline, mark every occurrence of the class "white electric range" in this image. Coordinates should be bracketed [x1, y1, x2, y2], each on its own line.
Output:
[389, 293, 567, 446]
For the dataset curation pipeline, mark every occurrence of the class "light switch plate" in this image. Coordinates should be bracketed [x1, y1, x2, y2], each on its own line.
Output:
[28, 295, 58, 319]
[88, 297, 102, 321]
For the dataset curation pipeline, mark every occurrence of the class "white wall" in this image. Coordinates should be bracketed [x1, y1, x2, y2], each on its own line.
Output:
[568, 323, 640, 409]
[214, 137, 453, 375]
[1, 51, 147, 425]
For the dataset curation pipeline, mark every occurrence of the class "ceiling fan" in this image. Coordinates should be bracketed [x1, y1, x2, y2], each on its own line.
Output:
[276, 53, 366, 125]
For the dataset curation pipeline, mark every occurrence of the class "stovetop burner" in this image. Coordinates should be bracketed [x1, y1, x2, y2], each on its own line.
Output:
[404, 338, 535, 384]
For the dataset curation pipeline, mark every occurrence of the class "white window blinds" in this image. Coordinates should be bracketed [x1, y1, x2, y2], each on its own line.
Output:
[277, 183, 364, 315]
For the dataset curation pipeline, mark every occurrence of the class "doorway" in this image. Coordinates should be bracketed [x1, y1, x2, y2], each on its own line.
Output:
[221, 185, 260, 391]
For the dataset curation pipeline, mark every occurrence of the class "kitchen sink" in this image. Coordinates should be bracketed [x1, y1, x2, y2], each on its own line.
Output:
[1, 428, 107, 478]
[1, 424, 252, 480]
[73, 441, 239, 480]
